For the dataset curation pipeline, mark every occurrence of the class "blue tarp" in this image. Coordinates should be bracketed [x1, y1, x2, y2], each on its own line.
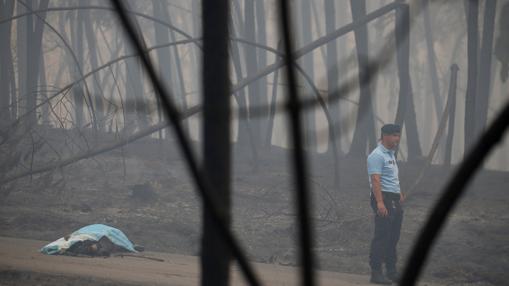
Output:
[40, 224, 137, 255]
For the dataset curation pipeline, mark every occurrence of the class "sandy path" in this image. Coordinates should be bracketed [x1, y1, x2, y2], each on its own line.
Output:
[0, 236, 434, 285]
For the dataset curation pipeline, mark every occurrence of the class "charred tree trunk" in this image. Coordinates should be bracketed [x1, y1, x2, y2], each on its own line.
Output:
[200, 0, 231, 285]
[153, 0, 189, 135]
[83, 10, 105, 131]
[127, 61, 149, 130]
[494, 3, 509, 83]
[464, 0, 479, 153]
[124, 1, 149, 131]
[475, 0, 497, 135]
[264, 40, 283, 149]
[265, 59, 280, 148]
[445, 64, 459, 166]
[230, 8, 258, 164]
[422, 0, 443, 120]
[124, 59, 144, 131]
[230, 1, 249, 149]
[255, 0, 268, 143]
[30, 0, 49, 128]
[190, 0, 202, 142]
[422, 0, 447, 159]
[167, 20, 188, 133]
[405, 80, 423, 160]
[39, 51, 49, 125]
[153, 0, 173, 139]
[348, 0, 376, 157]
[324, 0, 341, 153]
[71, 7, 85, 128]
[18, 0, 49, 129]
[244, 0, 263, 148]
[0, 0, 15, 125]
[394, 3, 422, 160]
[8, 18, 17, 121]
[57, 4, 97, 130]
[299, 0, 317, 150]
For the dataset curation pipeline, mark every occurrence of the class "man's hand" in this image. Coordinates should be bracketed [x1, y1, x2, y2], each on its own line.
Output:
[400, 192, 405, 204]
[371, 174, 388, 217]
[376, 201, 388, 217]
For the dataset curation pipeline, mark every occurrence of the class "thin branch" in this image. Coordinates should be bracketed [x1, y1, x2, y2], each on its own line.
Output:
[0, 105, 200, 185]
[0, 5, 198, 43]
[2, 38, 200, 133]
[108, 1, 262, 286]
[400, 97, 509, 285]
[278, 0, 315, 285]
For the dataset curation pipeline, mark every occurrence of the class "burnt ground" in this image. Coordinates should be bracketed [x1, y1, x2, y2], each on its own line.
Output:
[0, 133, 508, 285]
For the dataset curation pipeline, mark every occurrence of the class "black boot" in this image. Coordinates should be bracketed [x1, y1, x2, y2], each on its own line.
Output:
[370, 269, 392, 285]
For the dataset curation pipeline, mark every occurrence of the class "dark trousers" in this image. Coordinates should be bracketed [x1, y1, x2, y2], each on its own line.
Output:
[369, 191, 403, 271]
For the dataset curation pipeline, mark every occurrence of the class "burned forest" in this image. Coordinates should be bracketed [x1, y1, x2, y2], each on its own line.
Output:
[1, 0, 509, 286]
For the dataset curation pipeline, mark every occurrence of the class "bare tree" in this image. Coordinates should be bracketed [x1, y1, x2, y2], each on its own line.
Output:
[444, 65, 459, 166]
[0, 0, 15, 125]
[494, 3, 509, 83]
[153, 0, 189, 136]
[475, 0, 497, 136]
[123, 1, 150, 132]
[17, 0, 49, 129]
[83, 8, 106, 130]
[39, 45, 49, 125]
[255, 0, 268, 144]
[230, 3, 259, 164]
[153, 0, 174, 139]
[348, 0, 376, 157]
[394, 3, 422, 160]
[244, 0, 263, 148]
[324, 0, 340, 153]
[464, 0, 479, 152]
[299, 0, 317, 149]
[422, 0, 443, 120]
[70, 4, 86, 128]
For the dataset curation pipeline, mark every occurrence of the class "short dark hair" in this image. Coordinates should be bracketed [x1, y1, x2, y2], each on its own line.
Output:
[381, 124, 401, 135]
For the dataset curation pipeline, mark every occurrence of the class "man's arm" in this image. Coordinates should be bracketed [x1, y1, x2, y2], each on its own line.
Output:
[371, 174, 388, 217]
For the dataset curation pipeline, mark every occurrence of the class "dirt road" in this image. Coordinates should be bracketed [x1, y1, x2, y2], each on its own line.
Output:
[0, 236, 378, 285]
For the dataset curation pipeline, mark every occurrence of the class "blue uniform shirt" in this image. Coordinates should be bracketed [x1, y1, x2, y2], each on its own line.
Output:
[367, 144, 400, 194]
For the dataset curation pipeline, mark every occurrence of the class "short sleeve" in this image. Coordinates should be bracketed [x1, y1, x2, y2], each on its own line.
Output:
[367, 153, 384, 175]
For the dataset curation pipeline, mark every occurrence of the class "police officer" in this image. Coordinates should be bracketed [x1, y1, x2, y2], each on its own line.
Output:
[367, 124, 404, 284]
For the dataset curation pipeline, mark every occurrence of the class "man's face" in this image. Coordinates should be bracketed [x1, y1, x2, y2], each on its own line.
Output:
[383, 133, 400, 150]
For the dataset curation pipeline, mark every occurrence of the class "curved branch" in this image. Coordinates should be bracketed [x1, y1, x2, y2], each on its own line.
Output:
[0, 5, 199, 47]
[3, 2, 401, 125]
[400, 98, 509, 285]
[2, 3, 399, 105]
[3, 38, 200, 133]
